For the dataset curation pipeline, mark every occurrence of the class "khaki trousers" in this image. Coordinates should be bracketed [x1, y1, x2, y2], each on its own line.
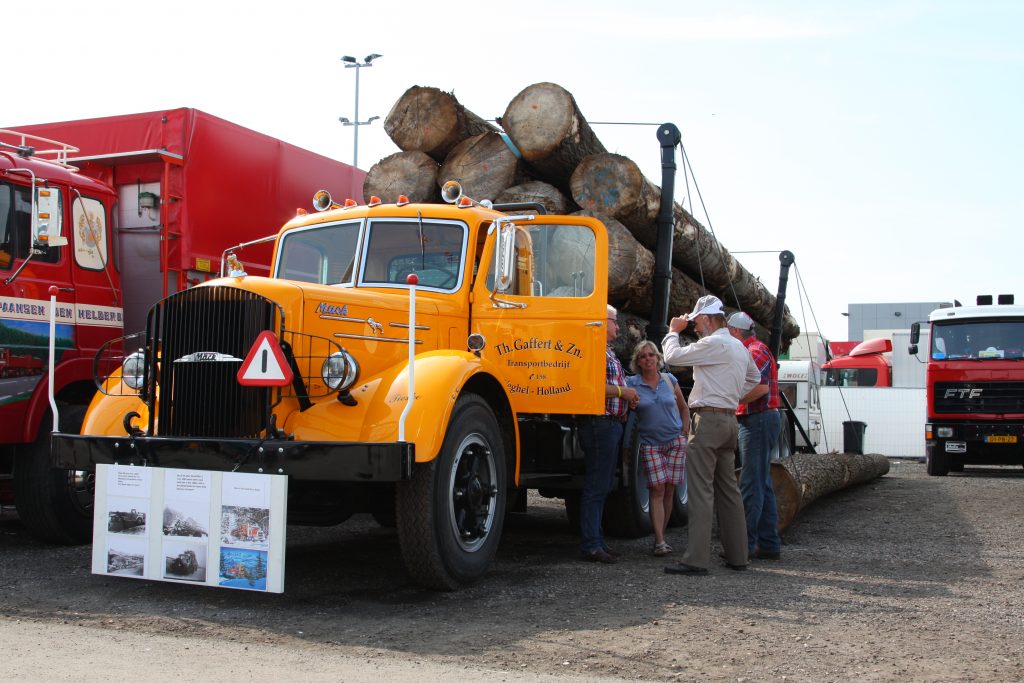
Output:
[682, 411, 749, 569]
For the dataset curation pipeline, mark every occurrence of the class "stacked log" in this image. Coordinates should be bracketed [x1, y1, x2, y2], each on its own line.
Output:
[372, 82, 800, 348]
[771, 453, 891, 532]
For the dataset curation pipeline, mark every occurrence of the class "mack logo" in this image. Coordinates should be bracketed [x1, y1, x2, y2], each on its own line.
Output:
[317, 302, 349, 317]
[174, 351, 242, 363]
[944, 388, 983, 400]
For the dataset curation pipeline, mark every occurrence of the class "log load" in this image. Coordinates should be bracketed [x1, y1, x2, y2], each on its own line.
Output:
[570, 153, 800, 340]
[499, 82, 606, 191]
[439, 132, 525, 202]
[771, 453, 891, 532]
[494, 181, 574, 215]
[362, 150, 439, 204]
[383, 86, 497, 163]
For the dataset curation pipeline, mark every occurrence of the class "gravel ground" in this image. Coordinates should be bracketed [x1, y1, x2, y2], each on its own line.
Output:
[2, 459, 1023, 681]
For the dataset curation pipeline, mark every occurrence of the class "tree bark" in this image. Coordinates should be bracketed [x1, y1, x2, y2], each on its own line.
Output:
[363, 150, 439, 204]
[438, 132, 524, 203]
[495, 181, 574, 215]
[384, 86, 496, 163]
[570, 153, 799, 340]
[500, 82, 606, 191]
[772, 453, 890, 532]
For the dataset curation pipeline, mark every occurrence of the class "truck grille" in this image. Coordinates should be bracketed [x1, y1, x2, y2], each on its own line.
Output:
[934, 381, 1024, 414]
[148, 287, 279, 438]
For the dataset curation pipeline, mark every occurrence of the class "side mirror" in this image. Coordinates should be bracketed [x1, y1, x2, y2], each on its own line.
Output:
[33, 187, 67, 247]
[909, 321, 920, 345]
[492, 220, 516, 292]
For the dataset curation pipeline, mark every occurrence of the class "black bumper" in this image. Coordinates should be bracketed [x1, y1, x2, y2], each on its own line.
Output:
[51, 433, 414, 482]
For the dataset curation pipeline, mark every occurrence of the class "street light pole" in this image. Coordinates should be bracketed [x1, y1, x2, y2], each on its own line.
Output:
[339, 53, 382, 169]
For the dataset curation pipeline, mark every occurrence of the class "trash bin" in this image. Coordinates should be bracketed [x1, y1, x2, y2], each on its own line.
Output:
[843, 421, 867, 454]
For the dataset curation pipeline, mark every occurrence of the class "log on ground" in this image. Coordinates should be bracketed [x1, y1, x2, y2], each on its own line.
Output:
[384, 86, 497, 162]
[363, 151, 439, 204]
[772, 452, 890, 532]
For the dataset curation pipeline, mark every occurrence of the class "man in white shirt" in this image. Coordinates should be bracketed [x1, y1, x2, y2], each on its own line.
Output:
[661, 295, 760, 575]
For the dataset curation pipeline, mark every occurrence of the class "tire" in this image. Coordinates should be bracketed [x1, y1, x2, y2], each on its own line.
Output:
[668, 471, 689, 527]
[395, 394, 507, 590]
[603, 414, 653, 538]
[950, 462, 964, 473]
[927, 448, 950, 476]
[563, 492, 581, 534]
[14, 404, 93, 544]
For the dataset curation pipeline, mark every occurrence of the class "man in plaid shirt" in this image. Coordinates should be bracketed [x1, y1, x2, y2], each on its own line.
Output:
[728, 312, 783, 561]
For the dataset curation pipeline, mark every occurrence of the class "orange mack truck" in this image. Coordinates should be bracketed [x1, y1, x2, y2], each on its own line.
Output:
[52, 126, 686, 590]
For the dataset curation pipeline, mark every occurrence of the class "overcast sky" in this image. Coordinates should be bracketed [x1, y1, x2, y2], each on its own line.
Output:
[7, 1, 1021, 341]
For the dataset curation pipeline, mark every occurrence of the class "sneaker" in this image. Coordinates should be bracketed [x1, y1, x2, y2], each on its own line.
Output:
[653, 542, 673, 557]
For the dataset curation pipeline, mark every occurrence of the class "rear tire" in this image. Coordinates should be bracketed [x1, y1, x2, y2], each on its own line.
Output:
[14, 405, 93, 544]
[396, 394, 506, 590]
[603, 414, 653, 538]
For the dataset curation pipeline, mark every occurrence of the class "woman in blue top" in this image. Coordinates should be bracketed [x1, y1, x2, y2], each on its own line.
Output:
[626, 340, 690, 556]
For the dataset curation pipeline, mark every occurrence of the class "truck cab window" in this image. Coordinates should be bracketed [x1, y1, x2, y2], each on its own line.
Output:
[361, 218, 466, 291]
[0, 182, 60, 268]
[277, 221, 360, 285]
[485, 223, 595, 298]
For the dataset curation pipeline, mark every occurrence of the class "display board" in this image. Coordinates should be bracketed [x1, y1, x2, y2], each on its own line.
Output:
[93, 465, 288, 593]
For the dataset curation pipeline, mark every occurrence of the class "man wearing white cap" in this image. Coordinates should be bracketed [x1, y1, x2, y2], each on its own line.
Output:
[727, 311, 784, 561]
[661, 295, 760, 575]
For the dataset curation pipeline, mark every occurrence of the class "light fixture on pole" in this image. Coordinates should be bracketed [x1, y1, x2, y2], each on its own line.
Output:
[338, 53, 382, 169]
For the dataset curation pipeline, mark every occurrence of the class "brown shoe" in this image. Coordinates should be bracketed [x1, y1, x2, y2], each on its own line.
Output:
[581, 548, 617, 564]
[753, 549, 780, 560]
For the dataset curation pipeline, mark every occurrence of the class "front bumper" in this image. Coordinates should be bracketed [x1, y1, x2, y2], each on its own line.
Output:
[52, 433, 414, 482]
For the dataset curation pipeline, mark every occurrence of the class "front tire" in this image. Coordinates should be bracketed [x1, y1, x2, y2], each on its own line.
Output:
[14, 404, 93, 544]
[396, 394, 507, 590]
[927, 448, 951, 476]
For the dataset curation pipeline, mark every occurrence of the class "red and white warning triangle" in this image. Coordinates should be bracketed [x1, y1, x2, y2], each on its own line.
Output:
[237, 331, 294, 386]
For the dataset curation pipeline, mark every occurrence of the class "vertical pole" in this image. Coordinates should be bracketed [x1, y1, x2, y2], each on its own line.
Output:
[352, 65, 361, 169]
[48, 286, 59, 432]
[768, 250, 795, 363]
[399, 274, 418, 441]
[646, 123, 681, 348]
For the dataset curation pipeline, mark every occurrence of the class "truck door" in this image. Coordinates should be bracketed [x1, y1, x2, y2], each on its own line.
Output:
[471, 215, 608, 415]
[67, 191, 122, 357]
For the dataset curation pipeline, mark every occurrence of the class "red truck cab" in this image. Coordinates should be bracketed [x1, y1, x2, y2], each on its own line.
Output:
[911, 295, 1024, 475]
[821, 337, 893, 387]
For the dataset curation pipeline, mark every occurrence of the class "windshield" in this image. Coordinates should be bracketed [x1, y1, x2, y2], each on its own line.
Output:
[276, 221, 360, 285]
[360, 218, 467, 291]
[931, 319, 1024, 360]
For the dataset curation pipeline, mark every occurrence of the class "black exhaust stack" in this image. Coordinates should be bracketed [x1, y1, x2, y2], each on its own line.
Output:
[647, 123, 681, 346]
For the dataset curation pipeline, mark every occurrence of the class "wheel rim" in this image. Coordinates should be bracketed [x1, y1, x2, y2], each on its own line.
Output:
[446, 433, 497, 553]
[637, 465, 650, 514]
[66, 469, 95, 516]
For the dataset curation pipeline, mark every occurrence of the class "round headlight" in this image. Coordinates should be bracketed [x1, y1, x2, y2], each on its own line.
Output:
[322, 350, 359, 391]
[122, 351, 146, 390]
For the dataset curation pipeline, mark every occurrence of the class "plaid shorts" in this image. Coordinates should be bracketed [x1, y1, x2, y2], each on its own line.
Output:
[640, 435, 687, 487]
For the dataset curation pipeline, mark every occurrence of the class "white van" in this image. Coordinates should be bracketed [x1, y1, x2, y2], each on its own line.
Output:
[777, 359, 822, 456]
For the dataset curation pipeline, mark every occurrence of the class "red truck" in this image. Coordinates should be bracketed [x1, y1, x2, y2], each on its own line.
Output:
[821, 337, 894, 387]
[0, 348, 44, 377]
[0, 109, 363, 540]
[910, 295, 1024, 475]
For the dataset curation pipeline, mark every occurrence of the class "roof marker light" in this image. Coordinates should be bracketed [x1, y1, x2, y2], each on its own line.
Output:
[343, 198, 358, 208]
[396, 195, 410, 206]
[368, 195, 382, 207]
[457, 196, 473, 208]
[296, 207, 308, 216]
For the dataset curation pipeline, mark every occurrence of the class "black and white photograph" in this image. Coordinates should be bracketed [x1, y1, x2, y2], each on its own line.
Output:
[162, 501, 209, 538]
[104, 537, 146, 577]
[162, 540, 207, 582]
[106, 496, 148, 535]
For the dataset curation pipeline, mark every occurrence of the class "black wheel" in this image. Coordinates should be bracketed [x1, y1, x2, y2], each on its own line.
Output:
[563, 492, 581, 533]
[668, 470, 689, 527]
[603, 414, 653, 538]
[396, 394, 507, 590]
[14, 404, 93, 544]
[949, 461, 964, 473]
[927, 448, 950, 476]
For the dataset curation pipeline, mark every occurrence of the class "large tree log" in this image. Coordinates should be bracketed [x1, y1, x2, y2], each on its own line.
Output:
[495, 181, 574, 215]
[570, 153, 799, 340]
[438, 132, 524, 202]
[772, 453, 890, 532]
[363, 150, 439, 204]
[500, 82, 606, 191]
[384, 86, 497, 163]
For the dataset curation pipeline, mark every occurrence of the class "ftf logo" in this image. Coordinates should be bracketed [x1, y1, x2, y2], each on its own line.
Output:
[944, 388, 983, 399]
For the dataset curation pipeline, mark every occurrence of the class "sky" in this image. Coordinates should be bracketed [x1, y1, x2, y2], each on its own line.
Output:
[6, 1, 1022, 342]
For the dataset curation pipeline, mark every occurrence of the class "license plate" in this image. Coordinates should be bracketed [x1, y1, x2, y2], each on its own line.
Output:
[985, 435, 1018, 444]
[945, 441, 967, 453]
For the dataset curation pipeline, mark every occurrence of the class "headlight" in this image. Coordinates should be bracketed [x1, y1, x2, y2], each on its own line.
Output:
[937, 427, 954, 438]
[322, 350, 358, 391]
[122, 351, 146, 390]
